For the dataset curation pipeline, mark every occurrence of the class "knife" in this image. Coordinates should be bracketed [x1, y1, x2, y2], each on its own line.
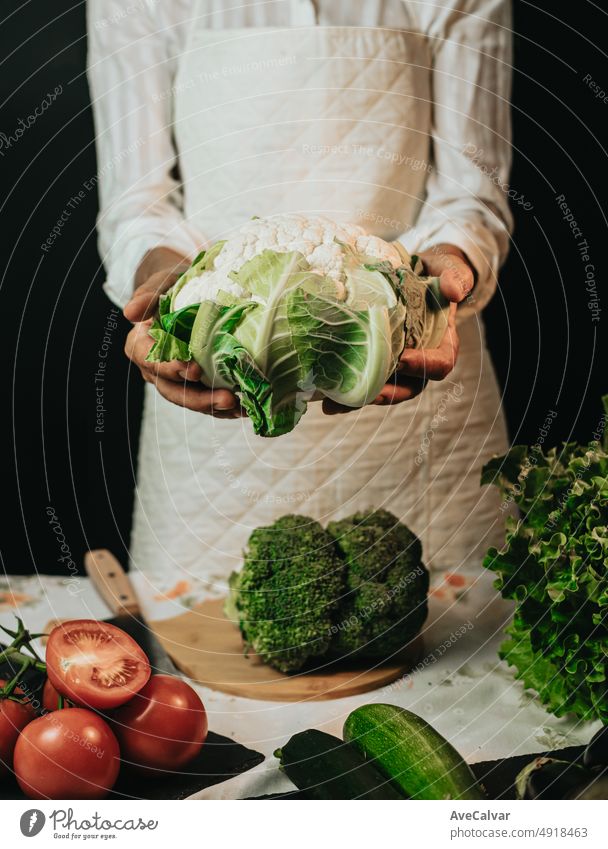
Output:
[84, 549, 179, 676]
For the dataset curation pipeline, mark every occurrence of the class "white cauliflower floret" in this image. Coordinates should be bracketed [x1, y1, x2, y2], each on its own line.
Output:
[174, 214, 406, 310]
[308, 242, 344, 281]
[178, 272, 250, 305]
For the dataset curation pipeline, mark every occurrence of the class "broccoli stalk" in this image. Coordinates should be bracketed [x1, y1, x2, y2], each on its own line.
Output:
[225, 510, 429, 672]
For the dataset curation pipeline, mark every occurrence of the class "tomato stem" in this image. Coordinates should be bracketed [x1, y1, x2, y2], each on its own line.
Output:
[0, 617, 47, 701]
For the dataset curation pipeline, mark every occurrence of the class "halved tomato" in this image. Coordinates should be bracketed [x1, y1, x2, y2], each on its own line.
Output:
[45, 620, 150, 710]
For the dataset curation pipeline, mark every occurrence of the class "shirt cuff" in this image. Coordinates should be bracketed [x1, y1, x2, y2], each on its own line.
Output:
[102, 228, 203, 310]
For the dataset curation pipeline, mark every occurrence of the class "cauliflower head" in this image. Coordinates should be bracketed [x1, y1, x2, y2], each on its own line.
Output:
[173, 214, 404, 310]
[146, 214, 449, 437]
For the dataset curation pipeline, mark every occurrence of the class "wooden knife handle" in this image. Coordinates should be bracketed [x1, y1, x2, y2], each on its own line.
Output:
[84, 549, 140, 617]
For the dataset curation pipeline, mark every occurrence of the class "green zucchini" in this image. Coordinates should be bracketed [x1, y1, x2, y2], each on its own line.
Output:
[275, 729, 405, 799]
[343, 704, 485, 800]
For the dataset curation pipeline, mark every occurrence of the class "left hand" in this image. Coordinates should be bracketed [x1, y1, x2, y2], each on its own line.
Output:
[323, 244, 475, 414]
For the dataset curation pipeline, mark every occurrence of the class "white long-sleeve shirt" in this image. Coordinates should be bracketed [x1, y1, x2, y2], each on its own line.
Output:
[87, 0, 513, 311]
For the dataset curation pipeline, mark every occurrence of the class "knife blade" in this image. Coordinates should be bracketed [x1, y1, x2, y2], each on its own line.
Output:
[84, 549, 179, 676]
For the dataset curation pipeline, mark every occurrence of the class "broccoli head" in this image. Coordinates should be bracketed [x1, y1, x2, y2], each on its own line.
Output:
[327, 509, 429, 659]
[226, 514, 344, 672]
[225, 510, 429, 672]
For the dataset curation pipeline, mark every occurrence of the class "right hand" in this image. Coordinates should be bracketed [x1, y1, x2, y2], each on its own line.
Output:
[124, 249, 242, 418]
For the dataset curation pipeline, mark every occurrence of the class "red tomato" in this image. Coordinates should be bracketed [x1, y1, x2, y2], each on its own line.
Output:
[13, 708, 120, 799]
[111, 675, 207, 773]
[42, 679, 73, 712]
[45, 619, 150, 709]
[0, 681, 35, 780]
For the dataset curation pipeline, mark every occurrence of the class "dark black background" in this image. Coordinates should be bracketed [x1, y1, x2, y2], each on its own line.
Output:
[1, 1, 605, 577]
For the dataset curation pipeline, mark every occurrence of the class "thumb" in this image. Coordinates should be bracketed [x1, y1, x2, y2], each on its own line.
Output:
[124, 286, 159, 323]
[438, 256, 475, 303]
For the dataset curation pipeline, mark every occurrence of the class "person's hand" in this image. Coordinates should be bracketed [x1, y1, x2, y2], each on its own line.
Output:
[323, 244, 474, 414]
[124, 246, 191, 323]
[124, 247, 242, 418]
[420, 243, 476, 305]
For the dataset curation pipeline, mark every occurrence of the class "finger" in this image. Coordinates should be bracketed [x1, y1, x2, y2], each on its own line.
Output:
[322, 377, 428, 414]
[125, 324, 203, 382]
[176, 360, 203, 381]
[124, 322, 153, 363]
[146, 358, 203, 383]
[126, 323, 243, 415]
[124, 268, 180, 323]
[375, 378, 428, 404]
[322, 392, 400, 415]
[398, 308, 459, 380]
[322, 398, 355, 415]
[124, 288, 160, 323]
[439, 258, 474, 303]
[153, 377, 239, 415]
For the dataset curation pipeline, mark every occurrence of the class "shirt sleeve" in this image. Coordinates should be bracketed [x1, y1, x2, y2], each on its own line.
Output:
[87, 0, 204, 309]
[400, 0, 514, 314]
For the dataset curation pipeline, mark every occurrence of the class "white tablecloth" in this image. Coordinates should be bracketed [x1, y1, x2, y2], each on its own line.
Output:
[0, 570, 598, 799]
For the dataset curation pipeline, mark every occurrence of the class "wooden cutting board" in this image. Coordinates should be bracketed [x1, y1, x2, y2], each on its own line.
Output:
[79, 550, 423, 703]
[150, 597, 423, 702]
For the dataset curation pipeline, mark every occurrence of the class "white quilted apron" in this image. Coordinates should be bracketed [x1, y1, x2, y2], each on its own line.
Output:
[130, 21, 509, 594]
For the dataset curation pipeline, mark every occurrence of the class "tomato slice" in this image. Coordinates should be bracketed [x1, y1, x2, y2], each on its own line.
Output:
[45, 620, 151, 710]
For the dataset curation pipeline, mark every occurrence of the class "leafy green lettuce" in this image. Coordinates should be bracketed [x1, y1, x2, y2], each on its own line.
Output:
[482, 398, 608, 722]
